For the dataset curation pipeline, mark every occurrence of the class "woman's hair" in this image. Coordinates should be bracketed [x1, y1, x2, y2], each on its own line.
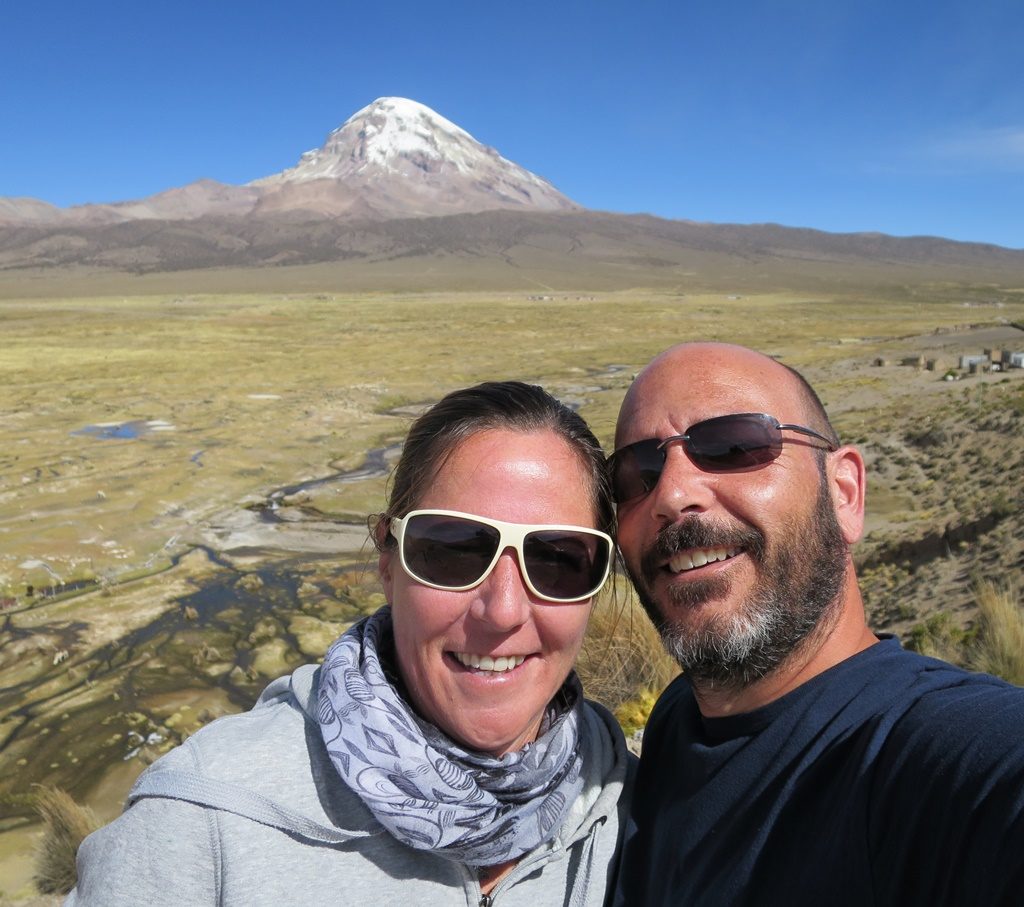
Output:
[373, 381, 613, 549]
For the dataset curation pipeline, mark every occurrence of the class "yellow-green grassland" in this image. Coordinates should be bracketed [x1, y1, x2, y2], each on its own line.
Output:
[2, 282, 1024, 899]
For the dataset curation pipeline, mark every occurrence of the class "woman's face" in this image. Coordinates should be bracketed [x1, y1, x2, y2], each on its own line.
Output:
[380, 428, 599, 757]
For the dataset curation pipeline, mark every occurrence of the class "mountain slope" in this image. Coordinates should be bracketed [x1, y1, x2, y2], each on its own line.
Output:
[3, 209, 1024, 296]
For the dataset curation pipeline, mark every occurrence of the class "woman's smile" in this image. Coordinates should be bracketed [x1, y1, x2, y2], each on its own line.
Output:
[451, 651, 530, 673]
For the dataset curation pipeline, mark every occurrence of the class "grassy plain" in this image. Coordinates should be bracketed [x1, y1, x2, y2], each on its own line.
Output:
[2, 286, 1023, 899]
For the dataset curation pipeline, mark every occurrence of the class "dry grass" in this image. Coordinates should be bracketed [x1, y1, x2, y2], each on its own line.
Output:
[577, 575, 680, 719]
[31, 786, 99, 895]
[971, 581, 1024, 685]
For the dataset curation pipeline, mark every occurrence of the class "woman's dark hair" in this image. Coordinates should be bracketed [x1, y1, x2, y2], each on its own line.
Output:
[373, 381, 613, 549]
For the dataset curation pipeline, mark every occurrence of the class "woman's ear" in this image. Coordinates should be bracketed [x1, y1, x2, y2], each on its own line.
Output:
[373, 515, 395, 600]
[379, 549, 395, 601]
[828, 445, 866, 545]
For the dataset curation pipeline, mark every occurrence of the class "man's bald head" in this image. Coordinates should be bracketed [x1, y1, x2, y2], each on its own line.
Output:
[616, 342, 838, 453]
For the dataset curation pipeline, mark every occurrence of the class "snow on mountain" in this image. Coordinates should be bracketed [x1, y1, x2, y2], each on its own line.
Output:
[249, 97, 578, 217]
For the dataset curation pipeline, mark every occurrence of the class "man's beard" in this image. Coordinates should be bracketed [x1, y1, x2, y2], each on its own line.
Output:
[627, 471, 848, 692]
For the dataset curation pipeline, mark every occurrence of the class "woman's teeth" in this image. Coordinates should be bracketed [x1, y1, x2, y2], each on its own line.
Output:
[454, 653, 526, 673]
[669, 546, 740, 573]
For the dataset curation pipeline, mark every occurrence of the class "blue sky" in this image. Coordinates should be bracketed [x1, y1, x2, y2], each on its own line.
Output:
[2, 0, 1022, 248]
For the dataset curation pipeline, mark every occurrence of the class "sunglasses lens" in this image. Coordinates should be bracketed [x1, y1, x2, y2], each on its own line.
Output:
[400, 513, 609, 601]
[401, 513, 498, 587]
[610, 415, 786, 502]
[687, 414, 781, 470]
[611, 440, 665, 503]
[523, 530, 611, 600]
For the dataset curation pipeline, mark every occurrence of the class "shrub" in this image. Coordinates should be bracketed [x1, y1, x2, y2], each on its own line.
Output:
[614, 687, 662, 736]
[32, 786, 99, 895]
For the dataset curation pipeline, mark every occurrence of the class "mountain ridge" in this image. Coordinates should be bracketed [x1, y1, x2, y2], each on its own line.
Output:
[3, 208, 1023, 297]
[1, 97, 1022, 291]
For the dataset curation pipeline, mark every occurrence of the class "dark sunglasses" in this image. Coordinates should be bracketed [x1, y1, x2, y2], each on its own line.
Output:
[609, 412, 838, 503]
[389, 509, 613, 603]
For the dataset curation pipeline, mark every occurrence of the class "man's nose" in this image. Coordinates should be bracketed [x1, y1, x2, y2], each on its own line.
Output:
[470, 550, 532, 630]
[646, 443, 716, 523]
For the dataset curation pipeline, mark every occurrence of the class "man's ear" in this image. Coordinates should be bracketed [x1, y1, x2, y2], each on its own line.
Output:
[828, 445, 866, 545]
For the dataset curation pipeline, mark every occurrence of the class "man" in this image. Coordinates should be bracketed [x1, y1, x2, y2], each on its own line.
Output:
[612, 342, 1024, 906]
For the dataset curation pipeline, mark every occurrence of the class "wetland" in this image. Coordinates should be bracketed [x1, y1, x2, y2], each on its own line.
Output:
[2, 287, 1024, 899]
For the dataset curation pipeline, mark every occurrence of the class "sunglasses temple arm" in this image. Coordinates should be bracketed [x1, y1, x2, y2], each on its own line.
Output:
[781, 424, 838, 450]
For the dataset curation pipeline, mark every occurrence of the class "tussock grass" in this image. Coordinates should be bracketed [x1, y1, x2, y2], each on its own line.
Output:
[904, 583, 1024, 688]
[32, 786, 99, 895]
[971, 581, 1024, 685]
[577, 577, 679, 719]
[906, 611, 972, 663]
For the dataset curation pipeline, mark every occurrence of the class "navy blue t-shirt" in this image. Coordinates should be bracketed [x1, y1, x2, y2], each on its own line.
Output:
[617, 637, 1024, 906]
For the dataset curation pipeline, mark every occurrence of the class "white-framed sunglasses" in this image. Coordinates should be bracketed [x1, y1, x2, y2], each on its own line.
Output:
[389, 509, 613, 603]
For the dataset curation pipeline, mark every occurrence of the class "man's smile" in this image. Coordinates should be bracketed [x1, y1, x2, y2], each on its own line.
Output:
[667, 546, 742, 573]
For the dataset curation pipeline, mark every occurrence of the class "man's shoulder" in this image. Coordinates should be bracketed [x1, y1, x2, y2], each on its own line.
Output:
[884, 660, 1024, 758]
[831, 644, 1024, 801]
[863, 640, 1024, 724]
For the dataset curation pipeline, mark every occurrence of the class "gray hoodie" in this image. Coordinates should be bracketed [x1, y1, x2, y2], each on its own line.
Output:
[68, 664, 633, 906]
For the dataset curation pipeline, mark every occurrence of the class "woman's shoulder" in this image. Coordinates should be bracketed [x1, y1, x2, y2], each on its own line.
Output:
[139, 666, 311, 779]
[128, 663, 375, 833]
[564, 698, 635, 830]
[580, 697, 633, 764]
[176, 664, 317, 752]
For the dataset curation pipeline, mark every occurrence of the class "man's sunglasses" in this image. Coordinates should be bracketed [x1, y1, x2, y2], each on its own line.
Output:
[609, 412, 838, 504]
[389, 509, 613, 603]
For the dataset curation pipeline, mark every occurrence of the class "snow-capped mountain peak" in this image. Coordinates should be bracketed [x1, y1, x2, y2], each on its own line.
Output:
[331, 97, 476, 175]
[249, 97, 577, 217]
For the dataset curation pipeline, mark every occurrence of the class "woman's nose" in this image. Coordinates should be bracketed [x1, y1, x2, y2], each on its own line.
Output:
[470, 550, 531, 630]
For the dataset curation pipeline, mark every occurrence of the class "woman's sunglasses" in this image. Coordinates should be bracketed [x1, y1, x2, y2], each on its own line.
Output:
[609, 412, 838, 504]
[389, 509, 613, 603]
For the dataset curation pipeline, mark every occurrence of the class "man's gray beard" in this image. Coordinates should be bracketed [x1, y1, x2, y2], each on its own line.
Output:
[629, 471, 848, 692]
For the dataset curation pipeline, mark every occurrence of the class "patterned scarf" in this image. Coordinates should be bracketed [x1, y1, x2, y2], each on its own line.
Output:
[317, 606, 585, 866]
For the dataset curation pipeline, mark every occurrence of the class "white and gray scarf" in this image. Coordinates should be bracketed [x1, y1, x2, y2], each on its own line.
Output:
[317, 606, 585, 866]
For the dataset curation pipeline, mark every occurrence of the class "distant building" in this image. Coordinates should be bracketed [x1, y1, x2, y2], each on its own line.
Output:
[1010, 352, 1024, 368]
[960, 354, 989, 369]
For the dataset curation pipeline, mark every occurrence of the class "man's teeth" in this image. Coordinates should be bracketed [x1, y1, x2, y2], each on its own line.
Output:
[668, 547, 740, 573]
[454, 653, 526, 673]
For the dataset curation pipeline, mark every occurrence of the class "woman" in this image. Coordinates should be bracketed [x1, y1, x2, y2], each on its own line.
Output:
[69, 381, 632, 905]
